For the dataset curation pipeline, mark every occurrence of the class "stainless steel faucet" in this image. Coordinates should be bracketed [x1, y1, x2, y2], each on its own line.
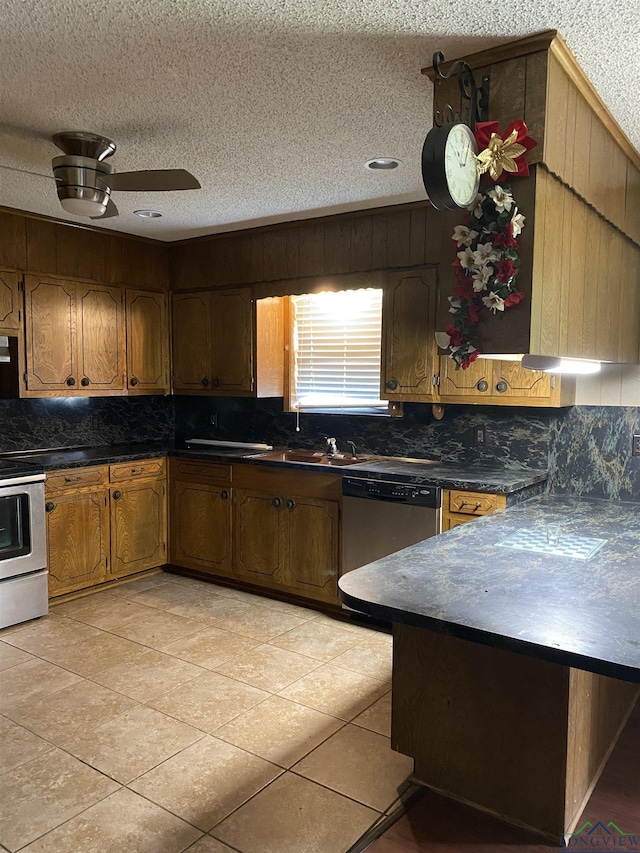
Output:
[325, 436, 338, 456]
[346, 441, 358, 459]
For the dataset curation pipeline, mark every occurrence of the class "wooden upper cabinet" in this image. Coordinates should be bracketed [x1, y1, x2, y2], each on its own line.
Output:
[171, 288, 283, 397]
[77, 284, 125, 392]
[172, 291, 213, 392]
[24, 275, 76, 393]
[126, 289, 169, 394]
[381, 268, 438, 401]
[0, 270, 21, 331]
[438, 356, 492, 399]
[210, 289, 253, 393]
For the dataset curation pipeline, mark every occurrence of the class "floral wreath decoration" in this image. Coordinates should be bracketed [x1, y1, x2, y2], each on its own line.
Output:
[443, 120, 537, 370]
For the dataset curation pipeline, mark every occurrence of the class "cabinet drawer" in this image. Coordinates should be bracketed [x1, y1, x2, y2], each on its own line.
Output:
[110, 457, 166, 483]
[46, 465, 108, 493]
[448, 490, 505, 516]
[172, 459, 231, 483]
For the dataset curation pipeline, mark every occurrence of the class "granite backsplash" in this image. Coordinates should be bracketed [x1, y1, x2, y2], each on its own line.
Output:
[0, 396, 175, 453]
[1, 393, 637, 502]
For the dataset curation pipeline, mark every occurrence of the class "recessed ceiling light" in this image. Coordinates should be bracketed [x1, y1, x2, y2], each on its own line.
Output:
[365, 158, 401, 171]
[134, 209, 162, 218]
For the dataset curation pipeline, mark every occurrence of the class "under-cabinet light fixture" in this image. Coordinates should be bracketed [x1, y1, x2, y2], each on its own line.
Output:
[521, 355, 601, 375]
[134, 209, 162, 218]
[365, 158, 401, 170]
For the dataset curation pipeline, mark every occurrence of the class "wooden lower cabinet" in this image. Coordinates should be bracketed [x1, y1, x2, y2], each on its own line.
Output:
[441, 488, 507, 531]
[46, 486, 110, 596]
[170, 478, 233, 576]
[232, 465, 341, 605]
[110, 477, 167, 577]
[46, 458, 168, 597]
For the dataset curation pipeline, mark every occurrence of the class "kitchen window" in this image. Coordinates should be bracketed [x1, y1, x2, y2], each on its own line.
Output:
[289, 288, 386, 414]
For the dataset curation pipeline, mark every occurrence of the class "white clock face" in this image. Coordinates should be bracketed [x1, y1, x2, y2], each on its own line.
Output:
[444, 124, 480, 207]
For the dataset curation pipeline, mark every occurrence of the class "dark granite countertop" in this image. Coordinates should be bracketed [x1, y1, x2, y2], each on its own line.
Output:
[0, 458, 45, 478]
[339, 494, 640, 683]
[0, 442, 547, 494]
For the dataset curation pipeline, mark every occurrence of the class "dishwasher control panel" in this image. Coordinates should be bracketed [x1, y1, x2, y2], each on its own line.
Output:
[342, 477, 440, 508]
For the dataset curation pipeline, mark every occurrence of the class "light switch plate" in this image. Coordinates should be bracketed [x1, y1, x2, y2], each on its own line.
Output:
[632, 434, 640, 457]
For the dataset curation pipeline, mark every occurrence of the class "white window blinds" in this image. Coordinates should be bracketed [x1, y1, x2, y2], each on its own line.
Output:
[290, 288, 385, 412]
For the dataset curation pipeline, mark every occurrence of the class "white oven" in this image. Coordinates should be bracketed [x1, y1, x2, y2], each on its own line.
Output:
[0, 472, 48, 629]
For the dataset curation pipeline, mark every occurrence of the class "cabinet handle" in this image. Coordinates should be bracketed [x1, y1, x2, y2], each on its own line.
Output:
[45, 501, 55, 513]
[272, 497, 282, 509]
[66, 376, 76, 387]
[63, 475, 82, 483]
[130, 377, 139, 387]
[460, 500, 482, 509]
[130, 467, 143, 474]
[386, 378, 398, 391]
[221, 490, 229, 500]
[113, 490, 122, 500]
[212, 377, 220, 387]
[286, 498, 296, 510]
[476, 380, 488, 392]
[202, 377, 210, 387]
[81, 377, 90, 387]
[496, 380, 507, 393]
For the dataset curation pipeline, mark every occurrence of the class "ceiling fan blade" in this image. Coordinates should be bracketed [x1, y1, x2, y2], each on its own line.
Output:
[108, 169, 201, 192]
[90, 198, 119, 219]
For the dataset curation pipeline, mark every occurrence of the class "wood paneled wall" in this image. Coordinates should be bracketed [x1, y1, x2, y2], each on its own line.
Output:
[169, 203, 445, 292]
[0, 208, 169, 291]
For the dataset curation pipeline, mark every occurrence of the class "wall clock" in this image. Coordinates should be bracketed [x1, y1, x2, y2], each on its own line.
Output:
[422, 122, 480, 211]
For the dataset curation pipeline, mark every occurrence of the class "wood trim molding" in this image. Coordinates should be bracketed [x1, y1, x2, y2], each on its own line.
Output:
[421, 30, 557, 79]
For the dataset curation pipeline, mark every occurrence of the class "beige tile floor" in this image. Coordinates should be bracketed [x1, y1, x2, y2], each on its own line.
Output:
[0, 573, 414, 853]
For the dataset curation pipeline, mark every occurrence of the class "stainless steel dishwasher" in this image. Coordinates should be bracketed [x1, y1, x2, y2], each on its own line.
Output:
[341, 476, 441, 575]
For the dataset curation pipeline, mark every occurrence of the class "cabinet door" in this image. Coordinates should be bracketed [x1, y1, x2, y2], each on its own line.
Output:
[233, 488, 283, 586]
[171, 292, 213, 393]
[492, 361, 553, 401]
[77, 284, 125, 392]
[0, 270, 21, 331]
[170, 480, 232, 576]
[24, 276, 77, 392]
[126, 289, 169, 394]
[110, 477, 167, 576]
[381, 269, 438, 400]
[438, 355, 493, 399]
[46, 489, 109, 596]
[210, 289, 253, 394]
[283, 496, 339, 604]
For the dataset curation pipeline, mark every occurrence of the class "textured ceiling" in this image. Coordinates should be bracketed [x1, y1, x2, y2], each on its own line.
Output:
[0, 0, 638, 242]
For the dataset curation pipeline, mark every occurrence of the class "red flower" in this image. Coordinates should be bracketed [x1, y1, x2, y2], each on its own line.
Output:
[461, 350, 480, 370]
[474, 120, 537, 182]
[465, 301, 481, 324]
[445, 325, 464, 347]
[504, 291, 525, 308]
[496, 259, 517, 283]
[454, 278, 476, 300]
[494, 228, 518, 249]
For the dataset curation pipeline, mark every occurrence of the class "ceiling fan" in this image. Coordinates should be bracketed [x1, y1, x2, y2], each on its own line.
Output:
[51, 131, 201, 219]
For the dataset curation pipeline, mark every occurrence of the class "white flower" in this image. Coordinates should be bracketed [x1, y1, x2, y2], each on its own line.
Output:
[457, 247, 475, 270]
[471, 242, 497, 267]
[451, 225, 479, 248]
[488, 185, 514, 213]
[472, 264, 493, 292]
[511, 209, 526, 237]
[448, 295, 461, 313]
[469, 193, 485, 219]
[482, 291, 505, 313]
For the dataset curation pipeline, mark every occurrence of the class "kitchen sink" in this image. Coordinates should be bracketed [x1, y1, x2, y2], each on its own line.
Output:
[248, 449, 372, 466]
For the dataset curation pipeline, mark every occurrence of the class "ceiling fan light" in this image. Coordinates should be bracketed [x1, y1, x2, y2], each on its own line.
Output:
[59, 196, 107, 217]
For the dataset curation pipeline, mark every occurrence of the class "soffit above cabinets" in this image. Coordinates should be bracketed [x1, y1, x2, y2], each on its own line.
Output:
[0, 0, 638, 241]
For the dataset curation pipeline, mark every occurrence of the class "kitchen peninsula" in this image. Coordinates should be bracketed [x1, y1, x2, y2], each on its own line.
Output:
[339, 495, 640, 842]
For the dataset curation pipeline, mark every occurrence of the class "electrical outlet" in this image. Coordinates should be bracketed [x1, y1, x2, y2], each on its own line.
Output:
[473, 425, 486, 447]
[632, 434, 640, 457]
[90, 414, 100, 431]
[209, 414, 217, 427]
